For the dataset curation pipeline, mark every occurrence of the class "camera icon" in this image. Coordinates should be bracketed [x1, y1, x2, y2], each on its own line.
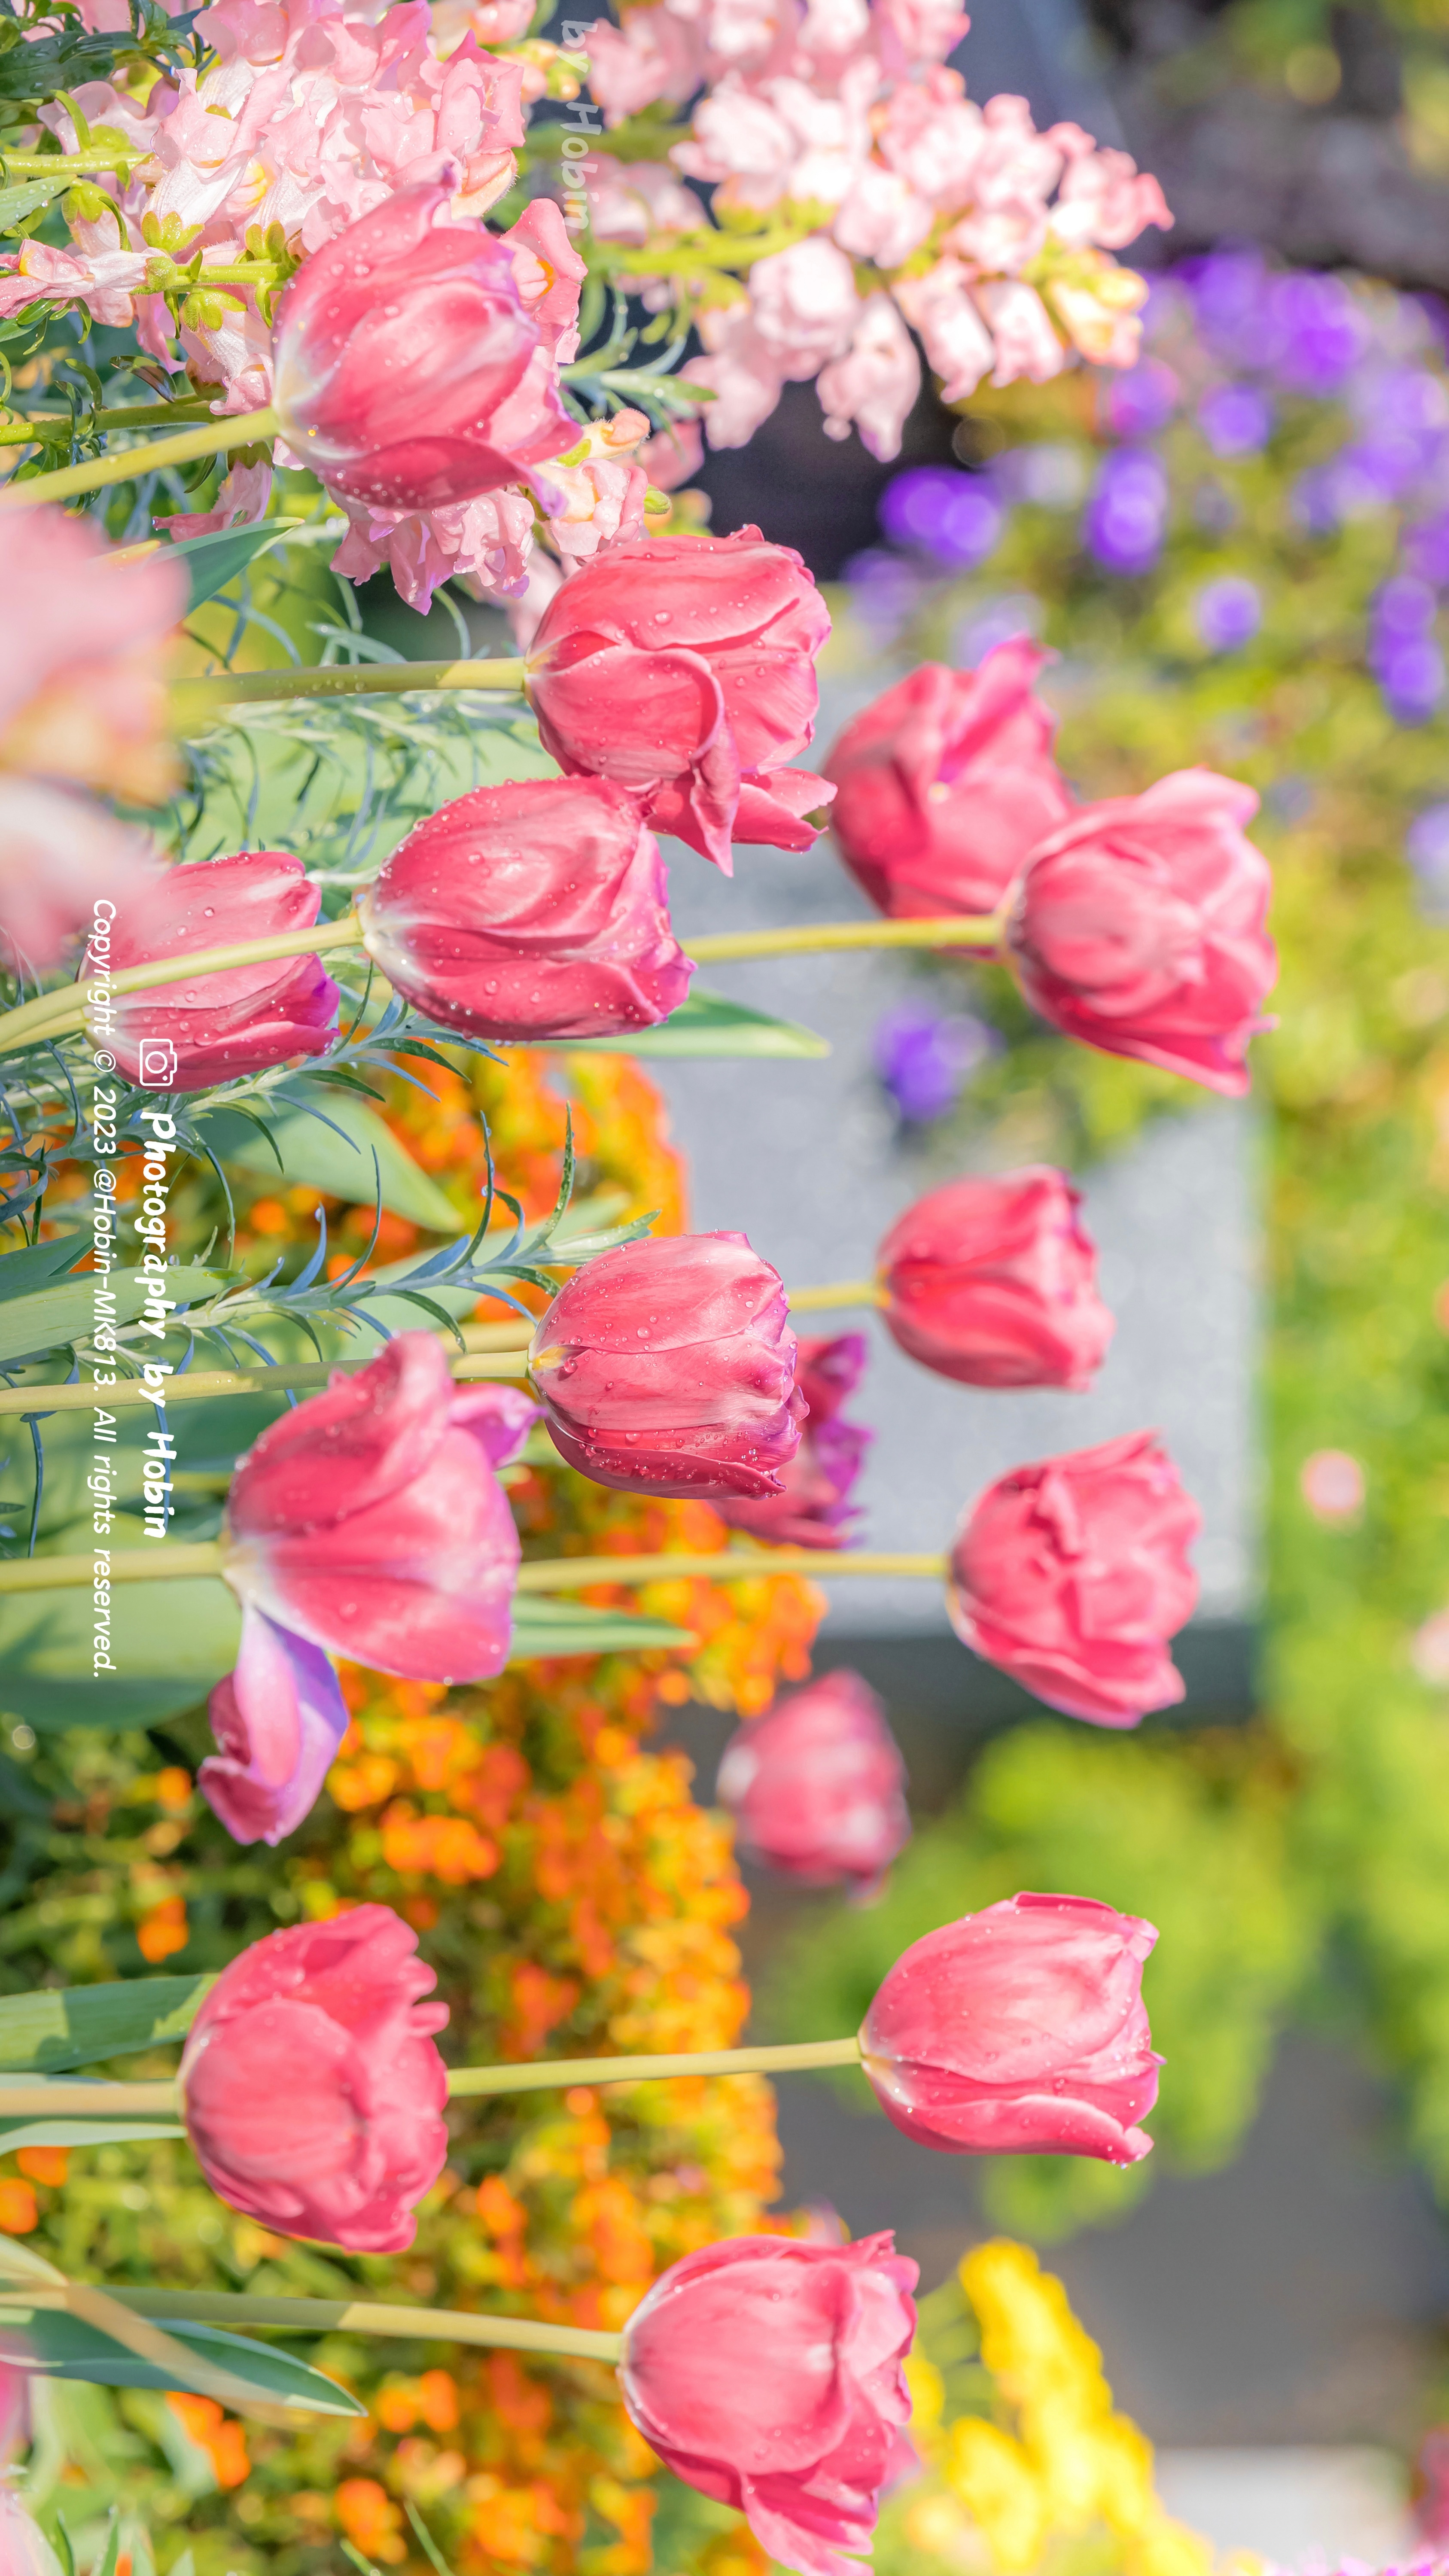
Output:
[137, 1039, 179, 1089]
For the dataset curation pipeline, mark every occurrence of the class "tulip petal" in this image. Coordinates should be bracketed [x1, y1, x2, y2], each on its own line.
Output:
[199, 1605, 348, 1847]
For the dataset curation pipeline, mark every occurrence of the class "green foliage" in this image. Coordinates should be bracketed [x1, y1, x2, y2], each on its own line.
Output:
[764, 1723, 1312, 2236]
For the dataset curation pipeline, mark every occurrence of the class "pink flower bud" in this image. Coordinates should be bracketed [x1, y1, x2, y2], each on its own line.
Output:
[947, 1432, 1199, 1725]
[530, 1233, 804, 1499]
[825, 645, 1072, 921]
[357, 777, 691, 1040]
[221, 1334, 537, 1682]
[1007, 769, 1277, 1096]
[877, 1169, 1114, 1390]
[201, 1607, 349, 1848]
[90, 851, 340, 1090]
[179, 1905, 449, 2252]
[271, 183, 575, 512]
[0, 780, 160, 976]
[859, 1892, 1160, 2162]
[526, 527, 834, 872]
[717, 1670, 910, 1894]
[0, 2492, 61, 2576]
[619, 2231, 918, 2576]
[718, 1332, 873, 1546]
[0, 504, 183, 807]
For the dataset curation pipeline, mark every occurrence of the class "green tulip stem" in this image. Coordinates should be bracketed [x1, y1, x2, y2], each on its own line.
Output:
[0, 2283, 622, 2365]
[1, 404, 281, 506]
[0, 2036, 863, 2125]
[171, 657, 529, 727]
[786, 1280, 886, 1311]
[686, 915, 1003, 962]
[0, 1350, 532, 1420]
[0, 918, 366, 1054]
[0, 1543, 945, 1595]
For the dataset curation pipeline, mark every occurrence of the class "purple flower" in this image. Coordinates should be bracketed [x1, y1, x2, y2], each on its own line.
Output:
[1194, 575, 1262, 652]
[879, 466, 1004, 569]
[1406, 804, 1449, 918]
[1102, 359, 1180, 439]
[1407, 511, 1449, 587]
[1083, 447, 1170, 576]
[992, 444, 1088, 508]
[873, 1005, 997, 1124]
[1197, 383, 1274, 457]
[1178, 249, 1274, 366]
[1371, 581, 1445, 721]
[1266, 272, 1368, 395]
[843, 547, 922, 643]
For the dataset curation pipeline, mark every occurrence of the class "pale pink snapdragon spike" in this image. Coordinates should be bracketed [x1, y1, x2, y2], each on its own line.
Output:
[720, 1333, 873, 1548]
[860, 1894, 1161, 2161]
[948, 1432, 1200, 1726]
[716, 1668, 910, 1892]
[334, 487, 536, 620]
[154, 457, 274, 543]
[0, 782, 160, 978]
[530, 1233, 804, 1501]
[526, 526, 833, 870]
[220, 1335, 537, 1682]
[637, 417, 705, 491]
[95, 850, 340, 1090]
[976, 278, 1068, 386]
[270, 182, 575, 513]
[179, 1905, 449, 2253]
[201, 1606, 350, 1848]
[892, 260, 996, 403]
[817, 292, 922, 460]
[0, 506, 183, 807]
[542, 410, 654, 565]
[620, 2232, 918, 2576]
[587, 155, 703, 249]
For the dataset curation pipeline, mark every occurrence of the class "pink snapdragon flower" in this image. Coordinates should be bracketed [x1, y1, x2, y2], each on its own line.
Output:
[620, 2232, 918, 2576]
[860, 1893, 1161, 2161]
[542, 410, 653, 565]
[331, 487, 536, 618]
[179, 1905, 449, 2251]
[716, 1668, 910, 1892]
[530, 1232, 804, 1500]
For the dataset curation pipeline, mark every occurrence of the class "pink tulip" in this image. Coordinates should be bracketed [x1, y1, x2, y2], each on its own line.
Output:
[0, 503, 183, 806]
[947, 1431, 1199, 1725]
[0, 779, 160, 975]
[1007, 769, 1277, 1096]
[526, 527, 834, 872]
[220, 1334, 536, 1682]
[719, 1332, 872, 1547]
[619, 2231, 918, 2576]
[358, 776, 691, 1040]
[530, 1233, 804, 1499]
[271, 182, 575, 511]
[859, 1892, 1160, 2162]
[201, 1607, 349, 1848]
[825, 645, 1072, 921]
[716, 1669, 910, 1893]
[93, 850, 340, 1090]
[179, 1904, 449, 2252]
[877, 1169, 1114, 1390]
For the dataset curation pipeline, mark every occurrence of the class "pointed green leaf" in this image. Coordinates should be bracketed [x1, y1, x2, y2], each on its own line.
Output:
[161, 517, 302, 611]
[0, 174, 72, 231]
[196, 1090, 460, 1231]
[0, 1973, 211, 2072]
[0, 1233, 90, 1302]
[0, 1266, 228, 1366]
[560, 989, 829, 1058]
[0, 2305, 365, 2414]
[0, 1515, 240, 1728]
[0, 2118, 184, 2151]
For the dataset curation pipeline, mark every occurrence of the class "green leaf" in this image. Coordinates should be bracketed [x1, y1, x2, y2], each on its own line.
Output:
[561, 989, 829, 1058]
[196, 1089, 460, 1232]
[0, 174, 73, 230]
[0, 2117, 184, 2150]
[0, 1514, 241, 1727]
[0, 1233, 89, 1300]
[0, 1973, 211, 2072]
[0, 2306, 365, 2415]
[508, 1597, 696, 1658]
[0, 1267, 229, 1367]
[161, 517, 303, 611]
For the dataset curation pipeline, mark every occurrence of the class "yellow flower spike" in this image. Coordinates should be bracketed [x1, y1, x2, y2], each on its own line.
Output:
[1126, 2512, 1217, 2576]
[944, 2419, 1049, 2575]
[904, 2352, 946, 2448]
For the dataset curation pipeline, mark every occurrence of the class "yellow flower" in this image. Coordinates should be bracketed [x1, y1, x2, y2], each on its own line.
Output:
[944, 2420, 1048, 2575]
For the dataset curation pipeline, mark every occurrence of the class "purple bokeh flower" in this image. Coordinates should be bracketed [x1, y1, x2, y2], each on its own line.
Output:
[992, 444, 1088, 508]
[1194, 575, 1263, 651]
[1197, 383, 1274, 457]
[879, 466, 1004, 569]
[1407, 511, 1449, 587]
[1083, 447, 1170, 575]
[843, 547, 922, 644]
[1268, 271, 1368, 395]
[1406, 804, 1449, 917]
[1102, 359, 1180, 439]
[873, 1005, 998, 1124]
[1370, 576, 1446, 723]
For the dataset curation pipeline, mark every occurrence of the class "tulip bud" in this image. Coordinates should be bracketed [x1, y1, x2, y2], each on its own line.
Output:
[877, 1169, 1114, 1390]
[1007, 769, 1277, 1095]
[358, 777, 691, 1040]
[271, 183, 575, 512]
[90, 850, 340, 1091]
[179, 1905, 449, 2252]
[201, 1606, 349, 1849]
[526, 527, 834, 872]
[825, 645, 1072, 919]
[718, 1332, 872, 1546]
[947, 1432, 1199, 1726]
[716, 1669, 910, 1894]
[220, 1333, 537, 1684]
[859, 1893, 1160, 2162]
[619, 2232, 918, 2576]
[530, 1233, 804, 1499]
